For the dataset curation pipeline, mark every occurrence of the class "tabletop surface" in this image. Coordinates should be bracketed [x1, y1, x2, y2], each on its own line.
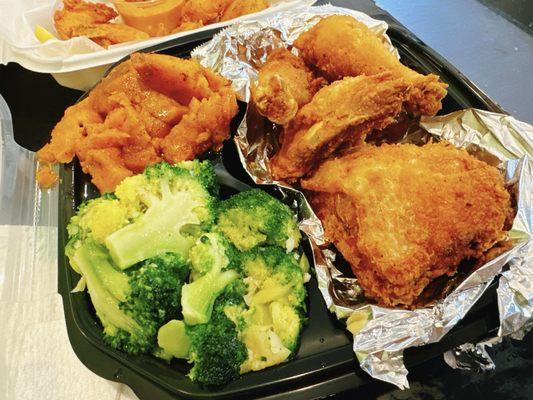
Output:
[0, 1, 532, 399]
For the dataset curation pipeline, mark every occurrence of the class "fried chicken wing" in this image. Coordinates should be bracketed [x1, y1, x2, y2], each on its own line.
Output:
[251, 48, 325, 125]
[294, 15, 447, 116]
[302, 142, 512, 307]
[270, 74, 411, 180]
[37, 53, 238, 193]
[221, 0, 269, 21]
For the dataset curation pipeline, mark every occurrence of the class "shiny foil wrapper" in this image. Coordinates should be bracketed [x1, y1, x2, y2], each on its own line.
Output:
[192, 5, 533, 389]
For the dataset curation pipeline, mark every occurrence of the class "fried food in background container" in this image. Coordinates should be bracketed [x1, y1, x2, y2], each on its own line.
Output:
[192, 5, 532, 387]
[0, 0, 316, 91]
[37, 52, 238, 193]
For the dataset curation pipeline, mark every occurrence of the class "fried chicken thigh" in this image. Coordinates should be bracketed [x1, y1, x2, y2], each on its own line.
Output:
[302, 142, 512, 308]
[251, 48, 325, 125]
[270, 74, 411, 180]
[294, 15, 447, 116]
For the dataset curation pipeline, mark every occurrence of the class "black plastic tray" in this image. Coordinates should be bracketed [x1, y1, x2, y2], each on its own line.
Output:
[57, 18, 506, 400]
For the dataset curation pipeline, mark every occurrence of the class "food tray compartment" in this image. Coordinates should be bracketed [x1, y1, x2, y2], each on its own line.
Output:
[57, 23, 506, 400]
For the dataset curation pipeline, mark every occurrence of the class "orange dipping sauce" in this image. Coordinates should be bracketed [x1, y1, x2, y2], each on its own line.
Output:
[114, 0, 184, 37]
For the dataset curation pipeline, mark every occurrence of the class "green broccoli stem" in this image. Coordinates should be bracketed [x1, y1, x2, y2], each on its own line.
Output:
[69, 241, 140, 336]
[157, 320, 191, 360]
[182, 270, 239, 325]
[105, 192, 201, 269]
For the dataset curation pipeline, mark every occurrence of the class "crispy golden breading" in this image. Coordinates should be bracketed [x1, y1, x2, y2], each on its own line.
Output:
[221, 0, 269, 21]
[294, 15, 447, 116]
[54, 0, 148, 47]
[37, 53, 238, 193]
[70, 23, 149, 47]
[270, 74, 411, 181]
[54, 0, 117, 39]
[251, 48, 325, 125]
[302, 142, 512, 308]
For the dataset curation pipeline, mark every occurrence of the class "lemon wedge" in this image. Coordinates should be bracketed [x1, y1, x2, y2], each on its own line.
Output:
[34, 25, 57, 43]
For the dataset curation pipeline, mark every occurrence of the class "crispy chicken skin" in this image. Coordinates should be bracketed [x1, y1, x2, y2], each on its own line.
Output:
[270, 74, 411, 181]
[302, 142, 512, 308]
[37, 53, 238, 193]
[251, 48, 325, 125]
[54, 0, 148, 47]
[294, 15, 447, 116]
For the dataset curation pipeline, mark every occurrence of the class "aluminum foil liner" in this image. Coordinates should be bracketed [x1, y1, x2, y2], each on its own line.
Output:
[192, 5, 533, 389]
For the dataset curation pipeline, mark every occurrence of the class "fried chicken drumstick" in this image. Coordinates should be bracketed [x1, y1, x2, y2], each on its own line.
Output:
[302, 142, 512, 308]
[294, 15, 447, 116]
[251, 48, 325, 125]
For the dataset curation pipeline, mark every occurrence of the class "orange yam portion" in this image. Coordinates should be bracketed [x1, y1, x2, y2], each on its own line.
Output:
[36, 53, 238, 193]
[36, 166, 59, 189]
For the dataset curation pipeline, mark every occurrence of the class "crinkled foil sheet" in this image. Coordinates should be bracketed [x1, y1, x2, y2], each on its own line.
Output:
[192, 5, 533, 389]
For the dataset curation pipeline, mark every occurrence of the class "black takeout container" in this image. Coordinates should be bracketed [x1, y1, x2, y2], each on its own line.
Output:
[57, 17, 506, 400]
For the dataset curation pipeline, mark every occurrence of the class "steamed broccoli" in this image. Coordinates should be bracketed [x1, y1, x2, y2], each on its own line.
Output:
[67, 160, 217, 270]
[237, 246, 307, 372]
[106, 161, 217, 269]
[67, 240, 188, 354]
[187, 282, 248, 386]
[216, 189, 301, 252]
[181, 233, 240, 325]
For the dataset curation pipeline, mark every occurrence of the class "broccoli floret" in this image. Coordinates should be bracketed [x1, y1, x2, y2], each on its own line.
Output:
[179, 159, 219, 196]
[237, 246, 307, 367]
[157, 320, 191, 360]
[216, 189, 301, 252]
[105, 162, 217, 269]
[182, 233, 240, 325]
[67, 240, 189, 355]
[187, 287, 248, 386]
[67, 196, 129, 250]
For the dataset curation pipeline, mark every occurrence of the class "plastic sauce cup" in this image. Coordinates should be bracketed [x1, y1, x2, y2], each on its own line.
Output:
[113, 0, 185, 37]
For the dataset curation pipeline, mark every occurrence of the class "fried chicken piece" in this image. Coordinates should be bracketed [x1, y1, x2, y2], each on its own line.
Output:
[294, 15, 447, 116]
[54, 0, 117, 39]
[70, 23, 149, 48]
[302, 142, 512, 308]
[36, 165, 59, 189]
[270, 74, 411, 181]
[221, 0, 269, 21]
[251, 48, 325, 125]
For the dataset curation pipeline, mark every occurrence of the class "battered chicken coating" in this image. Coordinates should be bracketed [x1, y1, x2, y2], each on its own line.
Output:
[302, 142, 512, 308]
[37, 53, 238, 193]
[270, 74, 411, 181]
[54, 0, 117, 39]
[54, 0, 148, 47]
[251, 48, 325, 125]
[294, 15, 447, 116]
[71, 23, 149, 47]
[221, 0, 269, 21]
